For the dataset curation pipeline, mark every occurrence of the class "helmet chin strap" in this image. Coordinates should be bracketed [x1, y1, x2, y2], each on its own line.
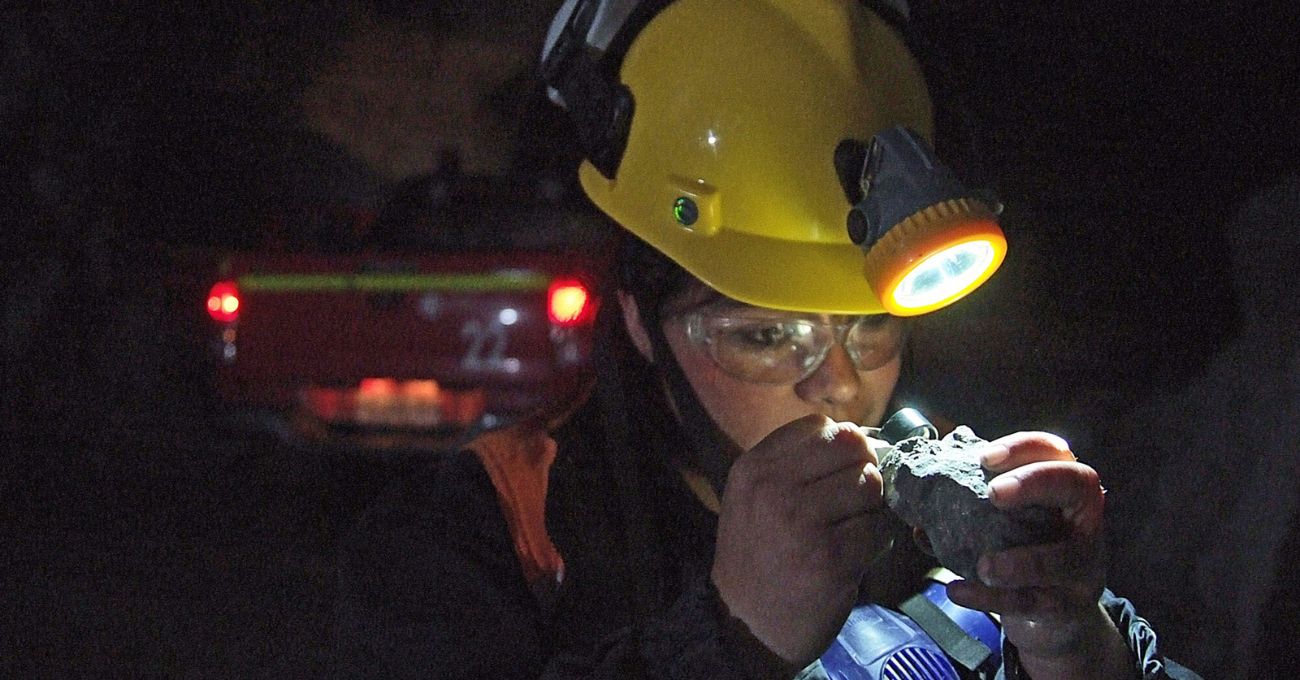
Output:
[634, 290, 736, 499]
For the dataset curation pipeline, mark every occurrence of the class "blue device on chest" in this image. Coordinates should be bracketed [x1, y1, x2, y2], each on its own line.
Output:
[819, 576, 1001, 680]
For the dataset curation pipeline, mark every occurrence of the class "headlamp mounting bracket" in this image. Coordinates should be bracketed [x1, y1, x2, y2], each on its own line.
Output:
[841, 126, 999, 251]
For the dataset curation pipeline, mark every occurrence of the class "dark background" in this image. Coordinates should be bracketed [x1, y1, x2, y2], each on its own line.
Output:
[2, 1, 1297, 677]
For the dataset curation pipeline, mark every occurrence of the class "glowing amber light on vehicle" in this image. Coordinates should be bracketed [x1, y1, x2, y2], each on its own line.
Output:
[358, 377, 398, 397]
[206, 281, 241, 323]
[548, 279, 593, 326]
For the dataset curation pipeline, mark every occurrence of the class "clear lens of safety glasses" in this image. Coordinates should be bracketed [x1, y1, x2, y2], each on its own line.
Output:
[684, 310, 904, 384]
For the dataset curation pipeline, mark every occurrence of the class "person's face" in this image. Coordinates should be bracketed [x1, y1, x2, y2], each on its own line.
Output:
[637, 284, 903, 455]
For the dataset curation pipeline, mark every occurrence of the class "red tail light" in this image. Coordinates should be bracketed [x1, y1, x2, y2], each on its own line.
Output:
[548, 278, 594, 327]
[206, 281, 241, 323]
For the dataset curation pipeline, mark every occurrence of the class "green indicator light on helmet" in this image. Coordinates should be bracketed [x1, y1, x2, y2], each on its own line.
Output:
[673, 196, 699, 226]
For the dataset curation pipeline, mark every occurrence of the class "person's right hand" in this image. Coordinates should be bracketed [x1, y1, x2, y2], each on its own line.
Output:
[710, 414, 890, 667]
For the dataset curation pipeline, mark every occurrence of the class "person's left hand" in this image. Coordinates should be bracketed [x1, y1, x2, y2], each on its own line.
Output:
[944, 431, 1135, 679]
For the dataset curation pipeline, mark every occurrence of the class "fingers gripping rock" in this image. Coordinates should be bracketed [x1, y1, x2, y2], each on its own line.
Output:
[879, 426, 1064, 581]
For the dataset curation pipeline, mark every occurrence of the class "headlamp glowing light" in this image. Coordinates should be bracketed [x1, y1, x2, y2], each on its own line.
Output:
[863, 209, 1007, 316]
[891, 239, 999, 312]
[844, 126, 1008, 316]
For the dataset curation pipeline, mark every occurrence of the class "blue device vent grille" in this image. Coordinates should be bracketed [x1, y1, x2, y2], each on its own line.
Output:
[882, 646, 959, 680]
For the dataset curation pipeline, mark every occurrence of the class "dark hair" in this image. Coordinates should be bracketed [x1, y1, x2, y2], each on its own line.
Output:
[612, 230, 696, 315]
[552, 233, 694, 621]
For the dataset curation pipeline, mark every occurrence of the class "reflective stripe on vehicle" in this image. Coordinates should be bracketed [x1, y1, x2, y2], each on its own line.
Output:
[236, 271, 551, 293]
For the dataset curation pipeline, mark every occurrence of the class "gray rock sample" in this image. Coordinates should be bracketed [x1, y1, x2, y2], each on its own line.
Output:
[879, 426, 1065, 581]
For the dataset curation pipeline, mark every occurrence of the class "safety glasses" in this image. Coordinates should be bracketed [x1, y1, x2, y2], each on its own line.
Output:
[678, 302, 905, 384]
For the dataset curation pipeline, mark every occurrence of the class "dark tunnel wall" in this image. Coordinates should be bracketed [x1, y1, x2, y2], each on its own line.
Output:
[2, 1, 1297, 677]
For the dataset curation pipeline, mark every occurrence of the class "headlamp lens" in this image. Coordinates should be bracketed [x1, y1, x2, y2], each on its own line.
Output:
[891, 240, 998, 311]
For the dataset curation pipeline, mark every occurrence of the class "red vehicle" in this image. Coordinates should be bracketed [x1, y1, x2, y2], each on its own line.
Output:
[204, 174, 609, 448]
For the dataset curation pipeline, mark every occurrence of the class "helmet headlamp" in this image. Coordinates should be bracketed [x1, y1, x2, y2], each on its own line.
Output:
[544, 0, 1005, 316]
[843, 125, 1007, 316]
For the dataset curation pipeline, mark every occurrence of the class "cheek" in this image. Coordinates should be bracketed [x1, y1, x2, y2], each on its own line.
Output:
[664, 330, 793, 451]
[698, 383, 793, 453]
[856, 358, 901, 427]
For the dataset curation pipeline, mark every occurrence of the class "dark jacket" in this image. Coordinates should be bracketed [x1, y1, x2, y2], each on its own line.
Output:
[335, 398, 1201, 679]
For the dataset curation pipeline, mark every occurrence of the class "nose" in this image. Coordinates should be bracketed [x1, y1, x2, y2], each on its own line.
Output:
[794, 340, 861, 409]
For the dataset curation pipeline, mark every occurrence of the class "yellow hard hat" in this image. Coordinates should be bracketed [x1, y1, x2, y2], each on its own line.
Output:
[544, 0, 1005, 315]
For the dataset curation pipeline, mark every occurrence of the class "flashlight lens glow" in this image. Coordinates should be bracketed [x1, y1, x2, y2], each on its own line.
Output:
[892, 241, 997, 309]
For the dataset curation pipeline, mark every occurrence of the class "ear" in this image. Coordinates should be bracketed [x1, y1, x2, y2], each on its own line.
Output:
[617, 290, 655, 362]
